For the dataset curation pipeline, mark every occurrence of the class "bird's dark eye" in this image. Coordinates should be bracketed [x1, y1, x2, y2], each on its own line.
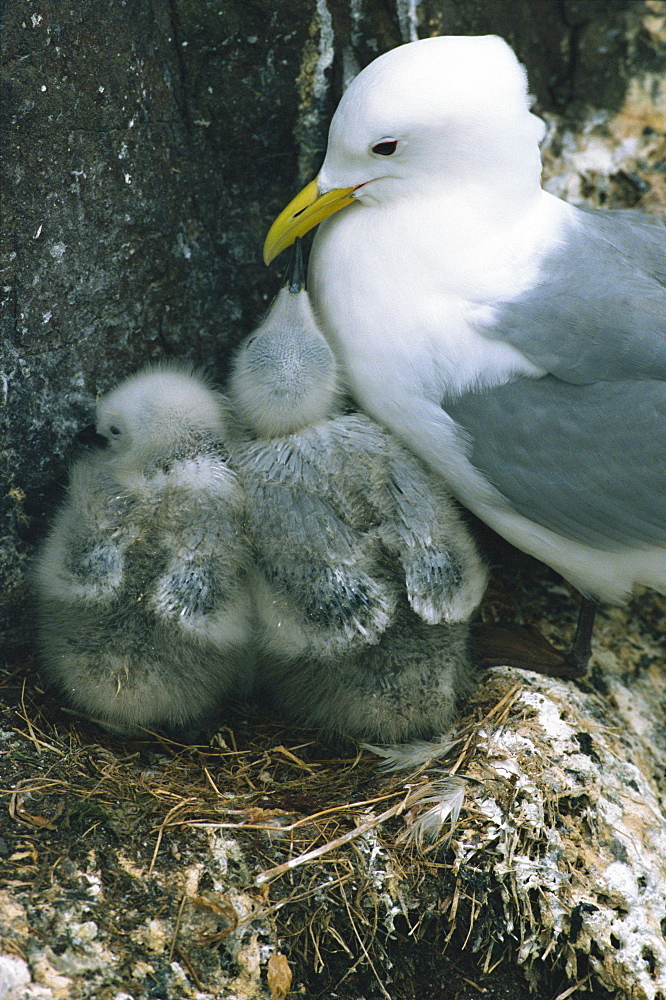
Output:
[372, 140, 397, 156]
[109, 425, 121, 436]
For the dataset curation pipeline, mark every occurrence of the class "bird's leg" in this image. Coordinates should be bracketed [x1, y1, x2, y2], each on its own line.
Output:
[562, 596, 597, 676]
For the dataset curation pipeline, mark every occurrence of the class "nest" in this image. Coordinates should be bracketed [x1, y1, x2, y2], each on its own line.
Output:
[2, 569, 665, 1000]
[1, 655, 519, 999]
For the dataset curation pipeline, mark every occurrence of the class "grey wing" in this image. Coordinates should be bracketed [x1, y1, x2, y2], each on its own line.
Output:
[237, 439, 397, 647]
[446, 375, 666, 549]
[152, 564, 219, 618]
[485, 207, 666, 383]
[386, 447, 488, 623]
[251, 482, 396, 645]
[34, 458, 134, 602]
[334, 415, 488, 623]
[149, 479, 251, 621]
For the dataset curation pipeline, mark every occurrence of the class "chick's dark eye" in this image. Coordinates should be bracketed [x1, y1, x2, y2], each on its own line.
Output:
[372, 140, 397, 156]
[109, 425, 121, 436]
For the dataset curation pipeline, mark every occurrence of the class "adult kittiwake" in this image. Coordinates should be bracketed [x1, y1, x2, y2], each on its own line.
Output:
[263, 34, 666, 671]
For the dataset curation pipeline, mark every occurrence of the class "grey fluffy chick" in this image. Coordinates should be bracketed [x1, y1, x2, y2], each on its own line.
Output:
[34, 364, 254, 735]
[228, 242, 488, 741]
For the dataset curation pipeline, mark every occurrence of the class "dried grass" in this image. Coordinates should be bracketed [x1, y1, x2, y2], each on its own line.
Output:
[0, 654, 528, 995]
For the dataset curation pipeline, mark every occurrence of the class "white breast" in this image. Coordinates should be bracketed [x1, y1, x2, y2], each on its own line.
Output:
[310, 189, 570, 408]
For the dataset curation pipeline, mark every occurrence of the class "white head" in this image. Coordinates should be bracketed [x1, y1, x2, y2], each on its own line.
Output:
[95, 364, 228, 468]
[320, 35, 545, 204]
[230, 247, 339, 438]
[263, 35, 548, 263]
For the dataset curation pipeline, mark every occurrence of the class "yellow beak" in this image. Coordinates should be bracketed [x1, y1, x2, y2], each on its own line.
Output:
[263, 178, 356, 264]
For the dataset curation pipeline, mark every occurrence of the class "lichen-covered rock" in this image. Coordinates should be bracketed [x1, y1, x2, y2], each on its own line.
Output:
[458, 643, 666, 999]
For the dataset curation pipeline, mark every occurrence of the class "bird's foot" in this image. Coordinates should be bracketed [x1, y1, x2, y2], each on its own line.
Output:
[471, 622, 587, 679]
[559, 648, 590, 678]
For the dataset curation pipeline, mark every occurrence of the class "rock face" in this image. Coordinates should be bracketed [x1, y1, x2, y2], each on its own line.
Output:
[459, 647, 666, 1000]
[1, 0, 314, 649]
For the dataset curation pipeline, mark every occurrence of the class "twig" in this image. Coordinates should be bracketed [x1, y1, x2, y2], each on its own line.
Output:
[339, 881, 393, 1000]
[166, 788, 401, 836]
[169, 893, 188, 961]
[20, 680, 41, 757]
[273, 745, 317, 773]
[148, 798, 199, 874]
[175, 946, 205, 991]
[553, 978, 590, 1000]
[202, 766, 221, 797]
[255, 793, 410, 885]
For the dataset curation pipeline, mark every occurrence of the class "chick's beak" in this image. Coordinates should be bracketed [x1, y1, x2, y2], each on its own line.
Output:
[263, 178, 356, 264]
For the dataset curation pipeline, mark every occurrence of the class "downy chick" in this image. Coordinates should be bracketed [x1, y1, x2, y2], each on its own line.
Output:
[34, 364, 254, 735]
[228, 242, 488, 741]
